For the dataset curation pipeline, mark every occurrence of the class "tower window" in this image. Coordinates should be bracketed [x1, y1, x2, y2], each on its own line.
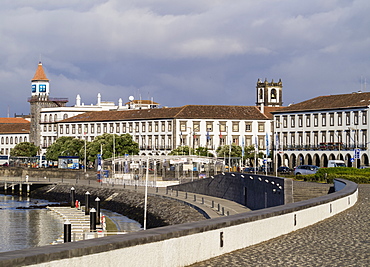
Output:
[271, 89, 277, 99]
[39, 85, 46, 92]
[259, 89, 263, 100]
[32, 85, 36, 92]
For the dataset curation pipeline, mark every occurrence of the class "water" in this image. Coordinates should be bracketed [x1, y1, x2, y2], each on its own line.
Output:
[0, 194, 64, 252]
[0, 194, 142, 253]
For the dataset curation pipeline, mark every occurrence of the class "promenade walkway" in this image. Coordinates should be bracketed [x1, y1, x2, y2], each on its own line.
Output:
[190, 184, 370, 267]
[0, 176, 250, 220]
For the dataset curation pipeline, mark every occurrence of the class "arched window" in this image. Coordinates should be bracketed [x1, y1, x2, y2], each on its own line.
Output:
[19, 136, 22, 142]
[271, 89, 277, 99]
[24, 137, 27, 142]
[63, 114, 68, 120]
[10, 137, 13, 144]
[54, 114, 58, 122]
[6, 137, 9, 144]
[1, 137, 3, 144]
[15, 137, 18, 144]
[44, 114, 48, 122]
[49, 114, 53, 122]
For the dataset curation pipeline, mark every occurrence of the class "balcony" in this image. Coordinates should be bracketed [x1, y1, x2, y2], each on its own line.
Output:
[282, 142, 367, 151]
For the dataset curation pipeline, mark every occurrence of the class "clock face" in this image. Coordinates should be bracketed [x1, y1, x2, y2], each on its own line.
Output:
[32, 85, 36, 92]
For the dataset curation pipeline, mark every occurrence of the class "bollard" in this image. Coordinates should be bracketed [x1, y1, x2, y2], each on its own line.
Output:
[194, 194, 196, 202]
[202, 197, 204, 204]
[176, 190, 178, 197]
[185, 192, 187, 199]
[27, 184, 30, 196]
[227, 211, 230, 216]
[64, 220, 71, 243]
[124, 183, 125, 188]
[222, 207, 224, 215]
[212, 200, 214, 208]
[85, 191, 90, 215]
[156, 187, 158, 193]
[218, 203, 220, 212]
[70, 187, 76, 208]
[95, 197, 101, 225]
[90, 208, 96, 231]
[166, 188, 168, 195]
[135, 184, 137, 190]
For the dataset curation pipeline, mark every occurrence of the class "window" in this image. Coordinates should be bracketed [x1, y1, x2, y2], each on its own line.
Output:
[313, 114, 318, 127]
[219, 122, 226, 132]
[148, 122, 152, 132]
[161, 122, 165, 132]
[129, 123, 133, 133]
[32, 85, 36, 92]
[15, 137, 18, 144]
[10, 137, 13, 144]
[180, 121, 187, 132]
[43, 125, 47, 132]
[338, 113, 342, 126]
[6, 137, 8, 144]
[63, 114, 68, 120]
[168, 122, 172, 131]
[306, 115, 310, 127]
[72, 125, 76, 134]
[1, 137, 3, 144]
[271, 88, 277, 99]
[363, 111, 367, 125]
[44, 114, 47, 122]
[122, 123, 126, 133]
[258, 123, 264, 132]
[232, 122, 239, 132]
[345, 112, 350, 125]
[116, 123, 120, 133]
[155, 122, 159, 132]
[54, 114, 57, 122]
[97, 124, 101, 134]
[48, 124, 51, 131]
[60, 126, 63, 134]
[110, 123, 114, 133]
[103, 124, 107, 133]
[78, 125, 82, 134]
[329, 113, 334, 126]
[49, 114, 53, 122]
[321, 131, 326, 143]
[322, 114, 326, 126]
[91, 125, 94, 134]
[206, 121, 213, 132]
[276, 117, 280, 128]
[135, 123, 139, 132]
[290, 116, 295, 128]
[354, 111, 359, 125]
[193, 122, 200, 132]
[142, 123, 146, 132]
[298, 115, 303, 127]
[66, 125, 69, 134]
[39, 84, 46, 92]
[245, 122, 252, 132]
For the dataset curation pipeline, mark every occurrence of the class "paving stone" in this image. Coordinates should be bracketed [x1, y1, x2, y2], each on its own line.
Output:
[190, 184, 370, 267]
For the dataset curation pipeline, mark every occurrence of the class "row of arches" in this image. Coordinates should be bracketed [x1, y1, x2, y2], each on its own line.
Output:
[276, 152, 369, 169]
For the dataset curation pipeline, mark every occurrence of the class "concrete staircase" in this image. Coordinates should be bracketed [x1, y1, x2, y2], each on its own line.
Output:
[292, 181, 333, 203]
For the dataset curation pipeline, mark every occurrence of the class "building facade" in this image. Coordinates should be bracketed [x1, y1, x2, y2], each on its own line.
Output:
[272, 92, 370, 168]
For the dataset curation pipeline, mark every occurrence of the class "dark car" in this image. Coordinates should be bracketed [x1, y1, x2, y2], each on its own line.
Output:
[243, 167, 257, 173]
[277, 166, 291, 173]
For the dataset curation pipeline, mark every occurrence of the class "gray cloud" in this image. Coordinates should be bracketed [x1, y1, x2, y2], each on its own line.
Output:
[0, 0, 369, 116]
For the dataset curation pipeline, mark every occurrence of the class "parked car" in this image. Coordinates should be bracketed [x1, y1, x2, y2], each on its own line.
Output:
[294, 165, 319, 175]
[277, 166, 291, 173]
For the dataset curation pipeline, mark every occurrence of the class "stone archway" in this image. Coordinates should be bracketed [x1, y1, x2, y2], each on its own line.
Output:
[305, 154, 313, 165]
[313, 154, 320, 166]
[290, 154, 297, 169]
[361, 153, 369, 167]
[328, 153, 336, 161]
[345, 153, 352, 167]
[320, 154, 328, 168]
[297, 154, 304, 166]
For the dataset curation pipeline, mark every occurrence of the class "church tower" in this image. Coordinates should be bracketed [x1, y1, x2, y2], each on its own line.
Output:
[256, 78, 283, 107]
[28, 62, 68, 148]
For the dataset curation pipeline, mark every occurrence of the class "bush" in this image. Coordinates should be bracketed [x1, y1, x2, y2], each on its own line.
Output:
[311, 167, 370, 184]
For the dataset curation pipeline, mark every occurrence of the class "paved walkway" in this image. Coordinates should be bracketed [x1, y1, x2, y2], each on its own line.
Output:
[0, 176, 251, 219]
[190, 184, 370, 267]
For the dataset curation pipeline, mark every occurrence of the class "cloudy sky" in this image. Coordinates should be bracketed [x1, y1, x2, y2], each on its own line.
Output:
[1, 0, 369, 117]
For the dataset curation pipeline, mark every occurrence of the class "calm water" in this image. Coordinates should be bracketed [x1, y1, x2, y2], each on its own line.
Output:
[0, 194, 142, 253]
[0, 194, 64, 252]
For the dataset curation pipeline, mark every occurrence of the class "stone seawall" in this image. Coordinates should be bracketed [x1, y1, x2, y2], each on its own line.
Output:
[0, 167, 96, 180]
[30, 185, 206, 229]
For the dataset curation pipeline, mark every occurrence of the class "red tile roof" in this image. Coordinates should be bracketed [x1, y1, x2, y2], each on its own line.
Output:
[61, 105, 269, 123]
[32, 62, 49, 81]
[272, 92, 370, 113]
[0, 118, 30, 124]
[0, 123, 30, 134]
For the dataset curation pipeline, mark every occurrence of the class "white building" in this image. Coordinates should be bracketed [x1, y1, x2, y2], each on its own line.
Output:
[0, 118, 30, 155]
[272, 91, 370, 168]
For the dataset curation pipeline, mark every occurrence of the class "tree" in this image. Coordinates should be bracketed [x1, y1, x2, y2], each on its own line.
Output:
[216, 144, 242, 158]
[86, 133, 139, 162]
[45, 136, 85, 161]
[169, 146, 194, 156]
[195, 147, 214, 157]
[10, 142, 39, 157]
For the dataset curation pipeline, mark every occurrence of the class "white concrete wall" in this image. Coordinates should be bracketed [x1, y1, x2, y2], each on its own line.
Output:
[30, 187, 358, 267]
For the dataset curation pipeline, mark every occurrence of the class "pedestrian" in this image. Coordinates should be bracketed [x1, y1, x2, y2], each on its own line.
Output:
[25, 174, 29, 182]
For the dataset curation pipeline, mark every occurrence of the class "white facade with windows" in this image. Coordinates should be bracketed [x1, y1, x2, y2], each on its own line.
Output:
[273, 92, 370, 168]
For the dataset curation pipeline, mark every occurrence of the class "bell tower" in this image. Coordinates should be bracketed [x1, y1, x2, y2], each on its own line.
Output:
[256, 78, 283, 107]
[28, 62, 68, 148]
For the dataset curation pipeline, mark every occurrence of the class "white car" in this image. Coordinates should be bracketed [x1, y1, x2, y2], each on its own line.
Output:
[294, 165, 319, 175]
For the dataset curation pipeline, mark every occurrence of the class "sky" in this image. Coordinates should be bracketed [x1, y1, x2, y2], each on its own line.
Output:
[1, 0, 369, 117]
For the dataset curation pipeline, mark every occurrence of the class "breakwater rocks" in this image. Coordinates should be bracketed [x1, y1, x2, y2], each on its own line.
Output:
[31, 185, 206, 229]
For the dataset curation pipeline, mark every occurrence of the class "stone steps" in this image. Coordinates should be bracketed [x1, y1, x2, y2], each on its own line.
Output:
[292, 181, 333, 202]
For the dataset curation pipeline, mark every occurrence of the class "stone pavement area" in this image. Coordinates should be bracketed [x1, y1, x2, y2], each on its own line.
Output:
[190, 184, 370, 267]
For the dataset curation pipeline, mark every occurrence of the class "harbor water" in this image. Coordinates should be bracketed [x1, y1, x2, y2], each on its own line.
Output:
[0, 194, 142, 253]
